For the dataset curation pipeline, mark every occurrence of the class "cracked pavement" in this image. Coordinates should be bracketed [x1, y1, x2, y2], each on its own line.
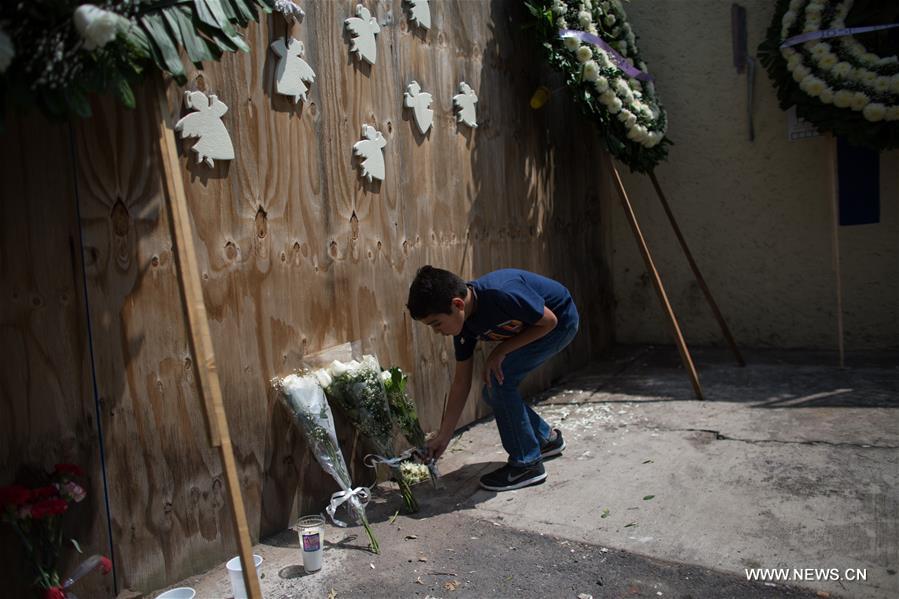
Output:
[159, 346, 898, 598]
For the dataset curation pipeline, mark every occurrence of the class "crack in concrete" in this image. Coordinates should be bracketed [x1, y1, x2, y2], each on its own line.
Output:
[668, 428, 899, 450]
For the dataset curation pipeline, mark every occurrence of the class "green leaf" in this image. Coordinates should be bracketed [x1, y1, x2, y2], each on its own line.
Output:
[642, 495, 655, 501]
[201, 0, 251, 52]
[169, 6, 216, 63]
[141, 13, 187, 82]
[65, 89, 93, 119]
[624, 522, 637, 528]
[600, 508, 610, 519]
[642, 459, 653, 464]
[116, 78, 136, 109]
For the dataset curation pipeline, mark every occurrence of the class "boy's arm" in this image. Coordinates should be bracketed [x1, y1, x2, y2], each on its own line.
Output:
[426, 357, 474, 460]
[484, 306, 557, 386]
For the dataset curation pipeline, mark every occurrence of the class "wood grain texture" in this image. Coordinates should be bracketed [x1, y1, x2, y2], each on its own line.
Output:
[4, 0, 614, 593]
[0, 115, 113, 598]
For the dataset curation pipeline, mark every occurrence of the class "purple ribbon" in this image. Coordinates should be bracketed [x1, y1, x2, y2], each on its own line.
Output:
[780, 23, 899, 48]
[559, 29, 654, 82]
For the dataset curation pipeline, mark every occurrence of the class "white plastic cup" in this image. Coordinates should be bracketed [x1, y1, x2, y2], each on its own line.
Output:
[297, 515, 325, 573]
[156, 588, 196, 599]
[225, 554, 263, 599]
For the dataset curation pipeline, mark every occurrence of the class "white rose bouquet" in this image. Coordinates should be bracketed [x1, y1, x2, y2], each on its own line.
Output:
[321, 356, 421, 513]
[276, 373, 379, 553]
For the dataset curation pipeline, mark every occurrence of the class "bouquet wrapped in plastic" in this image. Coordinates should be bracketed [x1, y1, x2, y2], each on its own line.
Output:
[382, 367, 440, 487]
[320, 356, 420, 513]
[277, 373, 379, 553]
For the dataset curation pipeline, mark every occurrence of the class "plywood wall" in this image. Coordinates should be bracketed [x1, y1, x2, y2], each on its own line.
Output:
[2, 0, 613, 593]
[0, 115, 114, 598]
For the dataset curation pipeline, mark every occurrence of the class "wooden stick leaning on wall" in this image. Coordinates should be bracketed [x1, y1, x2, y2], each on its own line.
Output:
[608, 158, 705, 400]
[647, 171, 745, 367]
[828, 136, 845, 368]
[153, 74, 263, 599]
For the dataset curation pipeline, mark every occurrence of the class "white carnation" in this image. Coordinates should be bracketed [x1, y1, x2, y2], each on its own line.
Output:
[791, 65, 811, 82]
[890, 74, 899, 94]
[552, 0, 568, 15]
[73, 4, 123, 51]
[817, 53, 838, 70]
[860, 70, 877, 85]
[576, 45, 594, 63]
[564, 35, 580, 51]
[608, 96, 622, 113]
[819, 87, 834, 104]
[599, 90, 617, 105]
[800, 75, 825, 97]
[617, 108, 633, 123]
[583, 60, 599, 81]
[595, 48, 611, 67]
[604, 14, 616, 26]
[831, 62, 852, 77]
[849, 92, 869, 111]
[578, 10, 592, 27]
[862, 102, 886, 122]
[379, 370, 392, 383]
[587, 24, 599, 36]
[781, 11, 797, 26]
[594, 76, 609, 92]
[833, 89, 854, 108]
[557, 18, 569, 29]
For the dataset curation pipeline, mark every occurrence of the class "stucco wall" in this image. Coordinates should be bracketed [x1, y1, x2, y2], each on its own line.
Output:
[610, 0, 898, 350]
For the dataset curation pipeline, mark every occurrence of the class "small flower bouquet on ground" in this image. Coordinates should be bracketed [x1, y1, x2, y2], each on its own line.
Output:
[321, 356, 420, 513]
[0, 464, 112, 598]
[277, 373, 379, 553]
[382, 367, 440, 487]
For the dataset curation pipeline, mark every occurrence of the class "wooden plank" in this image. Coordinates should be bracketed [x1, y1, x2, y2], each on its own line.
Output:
[153, 73, 262, 599]
[0, 114, 113, 598]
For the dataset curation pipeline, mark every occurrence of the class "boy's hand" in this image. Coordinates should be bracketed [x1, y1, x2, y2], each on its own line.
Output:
[426, 431, 452, 461]
[484, 347, 506, 387]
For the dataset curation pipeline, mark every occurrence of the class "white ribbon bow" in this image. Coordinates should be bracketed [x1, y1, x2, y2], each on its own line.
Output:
[326, 486, 371, 527]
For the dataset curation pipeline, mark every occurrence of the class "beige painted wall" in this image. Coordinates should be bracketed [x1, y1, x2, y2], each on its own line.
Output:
[610, 0, 898, 350]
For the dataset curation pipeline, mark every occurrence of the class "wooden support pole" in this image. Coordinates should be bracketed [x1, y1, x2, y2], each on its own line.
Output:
[648, 171, 745, 367]
[608, 160, 704, 400]
[829, 137, 845, 368]
[153, 75, 263, 599]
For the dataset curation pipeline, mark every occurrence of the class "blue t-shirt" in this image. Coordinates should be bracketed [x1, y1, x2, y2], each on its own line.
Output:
[453, 269, 578, 361]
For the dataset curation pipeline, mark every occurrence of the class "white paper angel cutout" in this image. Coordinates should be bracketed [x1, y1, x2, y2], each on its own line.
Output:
[452, 81, 478, 128]
[175, 91, 235, 167]
[353, 124, 387, 182]
[345, 4, 380, 65]
[404, 81, 433, 135]
[273, 0, 304, 21]
[405, 0, 431, 30]
[271, 37, 316, 104]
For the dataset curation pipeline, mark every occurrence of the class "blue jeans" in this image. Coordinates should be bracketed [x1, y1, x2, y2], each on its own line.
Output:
[482, 319, 579, 467]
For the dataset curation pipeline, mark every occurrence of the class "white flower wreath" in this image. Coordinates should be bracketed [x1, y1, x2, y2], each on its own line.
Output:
[760, 0, 899, 148]
[528, 0, 670, 173]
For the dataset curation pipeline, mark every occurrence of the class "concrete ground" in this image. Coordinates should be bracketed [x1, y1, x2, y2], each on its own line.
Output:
[155, 346, 898, 599]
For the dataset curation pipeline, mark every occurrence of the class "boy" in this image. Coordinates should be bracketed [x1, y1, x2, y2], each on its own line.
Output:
[407, 266, 579, 491]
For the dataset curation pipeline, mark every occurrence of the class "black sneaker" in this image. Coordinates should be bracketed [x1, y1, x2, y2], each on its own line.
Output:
[540, 428, 566, 459]
[479, 461, 546, 492]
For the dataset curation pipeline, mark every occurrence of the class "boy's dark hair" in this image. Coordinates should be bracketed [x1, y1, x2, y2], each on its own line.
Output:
[407, 265, 468, 319]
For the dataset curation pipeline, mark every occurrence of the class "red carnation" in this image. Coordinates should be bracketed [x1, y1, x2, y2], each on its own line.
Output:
[44, 587, 65, 599]
[30, 485, 59, 500]
[0, 485, 31, 507]
[54, 464, 85, 478]
[31, 498, 68, 519]
[98, 556, 113, 575]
